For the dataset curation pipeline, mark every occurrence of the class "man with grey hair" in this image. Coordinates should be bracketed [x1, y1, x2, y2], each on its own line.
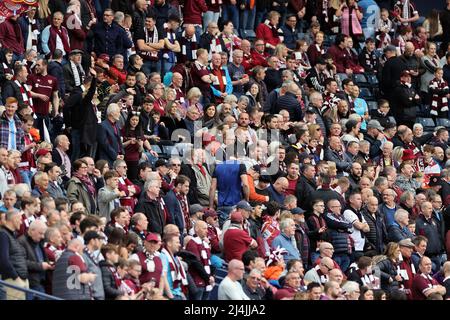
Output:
[135, 179, 165, 235]
[387, 208, 414, 242]
[18, 220, 53, 295]
[228, 49, 248, 98]
[242, 268, 273, 300]
[0, 209, 29, 300]
[128, 212, 149, 251]
[52, 134, 71, 178]
[272, 218, 300, 262]
[341, 281, 361, 300]
[97, 103, 124, 166]
[275, 82, 303, 121]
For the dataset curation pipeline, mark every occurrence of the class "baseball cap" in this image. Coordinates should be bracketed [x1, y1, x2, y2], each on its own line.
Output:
[189, 204, 204, 216]
[230, 211, 244, 223]
[202, 209, 218, 220]
[398, 239, 415, 248]
[236, 200, 253, 212]
[144, 233, 160, 242]
[367, 119, 384, 131]
[98, 53, 110, 63]
[84, 231, 104, 243]
[401, 149, 416, 161]
[305, 106, 316, 114]
[291, 207, 306, 215]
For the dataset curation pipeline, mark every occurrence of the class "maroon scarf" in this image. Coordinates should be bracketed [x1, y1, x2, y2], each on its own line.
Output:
[48, 25, 71, 55]
[74, 172, 96, 197]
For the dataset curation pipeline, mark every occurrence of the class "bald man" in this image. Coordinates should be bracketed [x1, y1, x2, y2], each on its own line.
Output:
[185, 220, 215, 300]
[218, 259, 250, 300]
[304, 257, 334, 285]
[268, 177, 289, 203]
[362, 196, 385, 254]
[411, 256, 446, 300]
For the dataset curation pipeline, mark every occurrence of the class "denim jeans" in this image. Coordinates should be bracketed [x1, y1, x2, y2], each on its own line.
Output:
[333, 253, 351, 273]
[239, 8, 256, 37]
[203, 11, 220, 32]
[191, 287, 211, 300]
[142, 60, 161, 76]
[222, 4, 240, 32]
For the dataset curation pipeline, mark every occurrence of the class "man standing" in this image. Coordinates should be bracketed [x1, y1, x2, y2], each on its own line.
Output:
[63, 49, 85, 95]
[28, 58, 60, 141]
[343, 191, 370, 261]
[391, 70, 421, 128]
[185, 221, 215, 300]
[362, 196, 386, 254]
[209, 53, 233, 104]
[52, 135, 71, 180]
[135, 180, 166, 235]
[164, 175, 191, 235]
[0, 210, 29, 300]
[191, 48, 214, 104]
[271, 218, 300, 263]
[0, 98, 25, 152]
[2, 64, 33, 109]
[160, 233, 188, 300]
[41, 12, 71, 58]
[82, 231, 105, 300]
[97, 103, 124, 166]
[228, 49, 249, 98]
[18, 220, 54, 295]
[135, 15, 165, 75]
[0, 14, 25, 62]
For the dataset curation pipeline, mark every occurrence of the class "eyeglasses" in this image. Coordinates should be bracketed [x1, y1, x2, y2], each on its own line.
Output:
[323, 264, 334, 271]
[250, 276, 262, 281]
[171, 163, 181, 167]
[119, 165, 128, 168]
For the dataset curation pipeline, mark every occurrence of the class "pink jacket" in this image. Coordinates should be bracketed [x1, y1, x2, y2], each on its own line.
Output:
[340, 7, 363, 36]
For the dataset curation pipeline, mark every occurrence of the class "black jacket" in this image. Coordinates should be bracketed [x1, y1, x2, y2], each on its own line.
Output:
[135, 193, 166, 235]
[324, 213, 352, 254]
[295, 175, 317, 211]
[99, 260, 122, 300]
[363, 132, 382, 159]
[48, 60, 65, 97]
[415, 214, 444, 256]
[264, 68, 282, 93]
[0, 226, 28, 280]
[199, 33, 227, 56]
[391, 82, 421, 124]
[376, 258, 400, 292]
[362, 208, 386, 254]
[18, 234, 48, 288]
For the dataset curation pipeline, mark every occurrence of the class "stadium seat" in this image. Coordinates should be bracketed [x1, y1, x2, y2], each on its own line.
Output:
[366, 74, 379, 87]
[337, 73, 349, 84]
[359, 87, 373, 100]
[417, 117, 436, 132]
[243, 30, 256, 41]
[367, 100, 378, 111]
[354, 73, 368, 87]
[436, 118, 450, 129]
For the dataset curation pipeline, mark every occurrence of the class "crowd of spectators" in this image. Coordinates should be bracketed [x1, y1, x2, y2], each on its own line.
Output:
[1, 0, 450, 301]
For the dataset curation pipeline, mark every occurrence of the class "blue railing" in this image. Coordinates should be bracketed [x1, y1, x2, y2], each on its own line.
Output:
[0, 279, 62, 300]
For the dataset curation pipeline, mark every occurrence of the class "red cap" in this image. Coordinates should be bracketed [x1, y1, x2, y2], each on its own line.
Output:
[230, 211, 243, 223]
[35, 149, 50, 158]
[401, 149, 416, 161]
[98, 54, 110, 62]
[144, 233, 160, 242]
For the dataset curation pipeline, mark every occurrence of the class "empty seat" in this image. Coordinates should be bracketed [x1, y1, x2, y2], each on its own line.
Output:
[366, 74, 379, 86]
[417, 117, 436, 131]
[436, 118, 450, 129]
[337, 73, 349, 84]
[367, 101, 378, 111]
[243, 30, 256, 40]
[354, 73, 368, 85]
[359, 87, 373, 100]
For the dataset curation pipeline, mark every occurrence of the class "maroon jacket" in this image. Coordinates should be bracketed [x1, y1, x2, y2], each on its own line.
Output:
[185, 236, 212, 287]
[0, 18, 25, 55]
[182, 0, 208, 25]
[327, 45, 351, 74]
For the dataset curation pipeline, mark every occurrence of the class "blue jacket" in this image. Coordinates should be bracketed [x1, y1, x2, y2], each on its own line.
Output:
[387, 222, 413, 242]
[48, 60, 65, 97]
[280, 24, 299, 50]
[92, 22, 133, 59]
[324, 213, 352, 254]
[163, 190, 185, 232]
[96, 119, 124, 166]
[17, 16, 41, 52]
[271, 232, 300, 262]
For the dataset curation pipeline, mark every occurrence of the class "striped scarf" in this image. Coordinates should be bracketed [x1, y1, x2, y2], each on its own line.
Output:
[26, 16, 39, 51]
[429, 77, 449, 116]
[161, 247, 188, 290]
[163, 24, 177, 63]
[2, 63, 13, 77]
[191, 236, 213, 290]
[141, 27, 159, 61]
[176, 192, 191, 232]
[180, 31, 197, 61]
[14, 80, 33, 109]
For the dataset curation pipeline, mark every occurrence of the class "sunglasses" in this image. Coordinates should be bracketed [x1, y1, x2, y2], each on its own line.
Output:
[131, 111, 141, 116]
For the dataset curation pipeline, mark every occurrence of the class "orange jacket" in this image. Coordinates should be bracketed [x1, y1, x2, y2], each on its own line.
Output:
[247, 174, 268, 203]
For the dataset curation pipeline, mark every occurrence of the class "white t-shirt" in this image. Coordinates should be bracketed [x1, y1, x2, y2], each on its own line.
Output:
[218, 276, 250, 300]
[343, 209, 366, 251]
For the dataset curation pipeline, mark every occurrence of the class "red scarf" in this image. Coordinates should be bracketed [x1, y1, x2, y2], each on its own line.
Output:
[48, 25, 71, 55]
[74, 172, 96, 197]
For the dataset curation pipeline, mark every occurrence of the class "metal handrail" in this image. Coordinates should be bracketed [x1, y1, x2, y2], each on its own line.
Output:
[0, 279, 63, 300]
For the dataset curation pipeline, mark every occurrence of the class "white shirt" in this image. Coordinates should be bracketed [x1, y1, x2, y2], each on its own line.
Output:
[218, 276, 250, 300]
[343, 209, 366, 251]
